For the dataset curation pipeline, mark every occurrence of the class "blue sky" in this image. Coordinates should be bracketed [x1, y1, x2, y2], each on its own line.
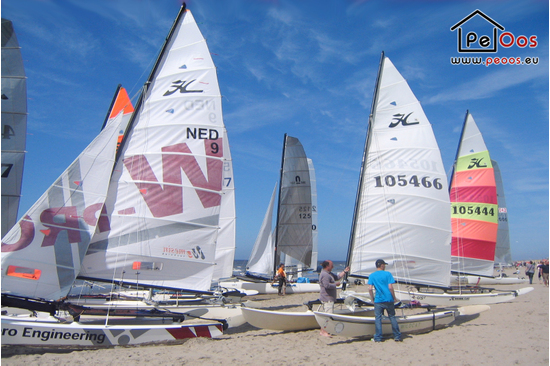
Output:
[2, 0, 548, 261]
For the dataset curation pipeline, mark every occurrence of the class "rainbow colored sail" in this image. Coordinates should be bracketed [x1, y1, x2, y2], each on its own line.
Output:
[450, 111, 498, 277]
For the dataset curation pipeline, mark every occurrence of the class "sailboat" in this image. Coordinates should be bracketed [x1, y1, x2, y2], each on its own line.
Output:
[1, 18, 27, 238]
[1, 5, 232, 347]
[315, 53, 490, 338]
[396, 112, 532, 305]
[220, 134, 320, 294]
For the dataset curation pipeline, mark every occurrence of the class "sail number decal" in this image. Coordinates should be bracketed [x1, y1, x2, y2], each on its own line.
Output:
[374, 175, 443, 190]
[1, 163, 13, 178]
[298, 205, 316, 219]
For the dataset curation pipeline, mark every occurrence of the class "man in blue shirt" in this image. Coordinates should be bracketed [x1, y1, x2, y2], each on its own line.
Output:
[368, 259, 402, 342]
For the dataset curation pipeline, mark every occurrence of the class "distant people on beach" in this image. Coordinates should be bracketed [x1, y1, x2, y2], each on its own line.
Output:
[541, 260, 549, 287]
[537, 261, 544, 284]
[318, 259, 349, 337]
[525, 261, 536, 284]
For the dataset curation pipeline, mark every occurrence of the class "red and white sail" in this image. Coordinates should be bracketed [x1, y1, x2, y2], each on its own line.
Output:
[80, 9, 229, 292]
[1, 87, 134, 301]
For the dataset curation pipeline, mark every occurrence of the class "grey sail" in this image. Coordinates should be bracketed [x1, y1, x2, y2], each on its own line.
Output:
[275, 135, 313, 270]
[1, 19, 27, 238]
[492, 160, 512, 265]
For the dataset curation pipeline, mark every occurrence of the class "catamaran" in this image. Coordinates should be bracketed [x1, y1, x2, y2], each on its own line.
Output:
[219, 134, 320, 294]
[315, 53, 491, 338]
[395, 111, 532, 305]
[1, 5, 236, 347]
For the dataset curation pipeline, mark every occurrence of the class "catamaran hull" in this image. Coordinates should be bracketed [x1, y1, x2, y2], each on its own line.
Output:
[313, 310, 457, 338]
[219, 280, 320, 294]
[1, 315, 223, 347]
[395, 287, 533, 306]
[242, 307, 319, 331]
[466, 276, 528, 285]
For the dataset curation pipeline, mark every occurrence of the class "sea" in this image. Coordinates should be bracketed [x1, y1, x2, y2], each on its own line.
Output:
[232, 259, 347, 278]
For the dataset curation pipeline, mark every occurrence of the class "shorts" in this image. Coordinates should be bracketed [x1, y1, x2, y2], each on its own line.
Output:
[321, 301, 334, 313]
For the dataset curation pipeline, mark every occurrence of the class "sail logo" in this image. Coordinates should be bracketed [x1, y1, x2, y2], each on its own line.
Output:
[163, 79, 203, 95]
[163, 245, 206, 260]
[123, 139, 223, 217]
[389, 112, 419, 128]
[467, 157, 487, 169]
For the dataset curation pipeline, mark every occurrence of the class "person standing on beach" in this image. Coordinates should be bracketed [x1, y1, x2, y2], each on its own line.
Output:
[525, 261, 536, 284]
[541, 260, 549, 287]
[273, 263, 287, 295]
[368, 259, 402, 342]
[318, 260, 349, 337]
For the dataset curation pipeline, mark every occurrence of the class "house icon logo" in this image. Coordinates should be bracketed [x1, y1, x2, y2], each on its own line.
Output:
[451, 10, 504, 53]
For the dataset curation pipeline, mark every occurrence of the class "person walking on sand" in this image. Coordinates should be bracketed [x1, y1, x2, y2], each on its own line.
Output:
[318, 260, 349, 337]
[273, 263, 287, 295]
[525, 261, 536, 284]
[368, 259, 402, 343]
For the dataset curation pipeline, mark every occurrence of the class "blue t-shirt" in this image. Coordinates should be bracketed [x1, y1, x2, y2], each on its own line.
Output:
[367, 270, 395, 303]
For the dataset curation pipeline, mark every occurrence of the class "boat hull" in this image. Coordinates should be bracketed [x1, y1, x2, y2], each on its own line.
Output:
[1, 315, 223, 347]
[313, 310, 457, 338]
[219, 279, 320, 294]
[466, 275, 528, 285]
[242, 307, 319, 331]
[395, 287, 533, 306]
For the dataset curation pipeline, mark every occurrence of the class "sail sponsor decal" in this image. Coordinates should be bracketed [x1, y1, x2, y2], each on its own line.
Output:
[389, 112, 420, 128]
[163, 79, 204, 95]
[162, 245, 206, 260]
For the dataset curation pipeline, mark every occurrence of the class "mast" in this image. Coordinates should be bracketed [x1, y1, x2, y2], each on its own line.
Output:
[273, 133, 287, 278]
[343, 52, 385, 288]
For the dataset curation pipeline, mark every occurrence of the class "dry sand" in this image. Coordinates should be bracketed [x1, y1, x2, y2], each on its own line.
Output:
[2, 268, 548, 365]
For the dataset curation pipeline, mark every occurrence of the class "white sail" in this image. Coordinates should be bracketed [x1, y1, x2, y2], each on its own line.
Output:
[246, 183, 277, 277]
[213, 128, 236, 281]
[347, 55, 451, 288]
[275, 135, 313, 269]
[80, 9, 226, 292]
[1, 109, 130, 301]
[1, 19, 27, 238]
[492, 160, 512, 266]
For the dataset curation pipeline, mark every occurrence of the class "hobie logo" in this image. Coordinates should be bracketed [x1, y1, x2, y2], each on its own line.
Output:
[389, 112, 419, 128]
[163, 79, 203, 95]
[467, 157, 487, 169]
[123, 139, 223, 217]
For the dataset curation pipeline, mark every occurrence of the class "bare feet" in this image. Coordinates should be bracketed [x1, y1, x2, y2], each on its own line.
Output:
[319, 329, 331, 337]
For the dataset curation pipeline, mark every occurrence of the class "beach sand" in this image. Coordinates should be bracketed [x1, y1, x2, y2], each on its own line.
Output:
[2, 268, 548, 365]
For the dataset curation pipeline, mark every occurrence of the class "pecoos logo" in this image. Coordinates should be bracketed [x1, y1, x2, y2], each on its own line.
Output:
[450, 10, 538, 66]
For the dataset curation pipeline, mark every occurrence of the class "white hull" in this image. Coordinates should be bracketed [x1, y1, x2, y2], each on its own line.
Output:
[1, 315, 222, 347]
[313, 305, 489, 338]
[395, 287, 533, 306]
[242, 307, 319, 331]
[219, 279, 320, 294]
[466, 275, 528, 285]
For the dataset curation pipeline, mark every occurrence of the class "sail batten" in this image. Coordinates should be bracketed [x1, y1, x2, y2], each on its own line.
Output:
[347, 54, 451, 288]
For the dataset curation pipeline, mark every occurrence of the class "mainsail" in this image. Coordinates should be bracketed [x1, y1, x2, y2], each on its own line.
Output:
[274, 134, 314, 273]
[493, 160, 512, 265]
[308, 158, 318, 269]
[1, 19, 27, 238]
[79, 8, 228, 292]
[1, 87, 133, 301]
[346, 53, 451, 288]
[246, 183, 277, 277]
[450, 112, 498, 277]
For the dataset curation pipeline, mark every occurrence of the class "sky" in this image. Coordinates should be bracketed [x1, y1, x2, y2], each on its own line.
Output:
[2, 0, 548, 262]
